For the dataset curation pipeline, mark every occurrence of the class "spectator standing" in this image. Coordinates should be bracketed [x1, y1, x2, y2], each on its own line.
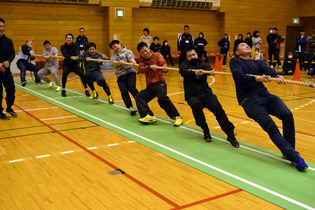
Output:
[218, 33, 230, 66]
[139, 28, 152, 47]
[161, 40, 174, 66]
[295, 29, 308, 70]
[194, 32, 208, 63]
[178, 25, 194, 65]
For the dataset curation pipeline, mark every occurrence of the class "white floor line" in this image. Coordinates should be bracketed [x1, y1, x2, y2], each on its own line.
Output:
[167, 91, 185, 96]
[14, 107, 58, 113]
[16, 84, 315, 210]
[40, 115, 77, 121]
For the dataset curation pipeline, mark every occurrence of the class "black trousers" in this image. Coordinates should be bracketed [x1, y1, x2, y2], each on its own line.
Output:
[85, 71, 111, 96]
[62, 64, 87, 89]
[163, 53, 174, 66]
[0, 69, 15, 113]
[241, 93, 297, 161]
[268, 49, 281, 66]
[135, 82, 180, 118]
[117, 72, 138, 108]
[187, 92, 234, 136]
[17, 59, 41, 83]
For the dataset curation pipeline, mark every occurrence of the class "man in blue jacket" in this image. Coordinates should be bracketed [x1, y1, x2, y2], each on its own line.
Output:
[296, 29, 308, 70]
[230, 42, 308, 172]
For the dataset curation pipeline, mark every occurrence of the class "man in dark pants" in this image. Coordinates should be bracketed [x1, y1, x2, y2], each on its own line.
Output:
[267, 27, 277, 68]
[135, 42, 183, 126]
[60, 33, 90, 97]
[178, 25, 194, 65]
[0, 18, 17, 119]
[179, 47, 238, 146]
[296, 29, 308, 70]
[230, 42, 308, 171]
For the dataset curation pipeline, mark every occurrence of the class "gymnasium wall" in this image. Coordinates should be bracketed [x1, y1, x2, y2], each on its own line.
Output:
[0, 2, 109, 56]
[131, 8, 225, 54]
[298, 0, 315, 17]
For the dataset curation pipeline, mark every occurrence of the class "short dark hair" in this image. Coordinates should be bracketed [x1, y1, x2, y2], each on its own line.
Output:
[109, 40, 120, 49]
[199, 32, 204, 37]
[273, 27, 278, 31]
[65, 33, 74, 39]
[268, 27, 273, 31]
[184, 46, 196, 57]
[43, 40, 51, 46]
[137, 42, 148, 52]
[300, 29, 305, 32]
[184, 25, 189, 29]
[253, 30, 259, 38]
[79, 28, 84, 31]
[153, 37, 159, 41]
[88, 42, 96, 49]
[233, 41, 245, 56]
[143, 28, 150, 34]
[0, 18, 5, 24]
[247, 32, 251, 35]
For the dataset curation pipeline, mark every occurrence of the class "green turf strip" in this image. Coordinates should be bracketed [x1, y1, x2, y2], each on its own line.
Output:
[15, 79, 315, 209]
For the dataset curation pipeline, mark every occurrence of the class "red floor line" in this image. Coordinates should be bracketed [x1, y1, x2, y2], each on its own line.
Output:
[170, 189, 243, 210]
[13, 103, 180, 209]
[171, 100, 315, 138]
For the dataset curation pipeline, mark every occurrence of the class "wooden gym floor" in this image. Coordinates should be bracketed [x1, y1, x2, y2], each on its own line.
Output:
[0, 65, 314, 209]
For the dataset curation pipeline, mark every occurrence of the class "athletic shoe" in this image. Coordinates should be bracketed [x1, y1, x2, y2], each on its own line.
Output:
[138, 114, 157, 124]
[6, 109, 17, 117]
[129, 107, 137, 116]
[173, 116, 183, 127]
[227, 136, 239, 148]
[270, 65, 274, 68]
[85, 90, 90, 97]
[222, 65, 227, 67]
[61, 90, 66, 97]
[22, 82, 26, 87]
[108, 95, 114, 104]
[92, 90, 98, 100]
[203, 132, 212, 142]
[291, 156, 308, 172]
[48, 82, 54, 88]
[0, 113, 10, 120]
[36, 82, 43, 85]
[278, 65, 282, 69]
[56, 86, 61, 92]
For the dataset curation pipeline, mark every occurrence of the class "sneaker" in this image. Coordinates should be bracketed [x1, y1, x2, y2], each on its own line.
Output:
[48, 82, 54, 88]
[36, 82, 43, 85]
[108, 95, 114, 104]
[0, 113, 10, 120]
[92, 90, 98, 100]
[61, 90, 66, 97]
[291, 156, 308, 172]
[278, 65, 282, 69]
[22, 81, 26, 87]
[6, 109, 17, 117]
[85, 90, 90, 97]
[227, 136, 239, 148]
[129, 107, 137, 116]
[270, 65, 274, 68]
[173, 116, 183, 127]
[138, 114, 157, 124]
[56, 86, 61, 92]
[222, 65, 227, 67]
[203, 132, 212, 142]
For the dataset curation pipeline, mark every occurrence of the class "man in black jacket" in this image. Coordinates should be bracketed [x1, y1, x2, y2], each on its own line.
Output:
[0, 18, 17, 119]
[178, 25, 194, 65]
[179, 46, 239, 147]
[230, 42, 308, 171]
[60, 33, 90, 97]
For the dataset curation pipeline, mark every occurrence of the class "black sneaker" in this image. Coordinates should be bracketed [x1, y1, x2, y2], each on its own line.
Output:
[0, 113, 10, 120]
[6, 109, 17, 117]
[203, 133, 212, 142]
[227, 136, 239, 148]
[85, 90, 91, 97]
[21, 81, 26, 87]
[61, 90, 66, 97]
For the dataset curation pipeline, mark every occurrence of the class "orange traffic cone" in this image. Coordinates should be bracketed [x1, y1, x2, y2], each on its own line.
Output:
[214, 54, 219, 71]
[218, 54, 225, 71]
[292, 59, 303, 82]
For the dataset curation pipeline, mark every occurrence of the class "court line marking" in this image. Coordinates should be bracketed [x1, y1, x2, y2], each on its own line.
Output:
[40, 115, 78, 121]
[16, 84, 315, 209]
[13, 103, 180, 208]
[14, 107, 58, 112]
[41, 87, 315, 171]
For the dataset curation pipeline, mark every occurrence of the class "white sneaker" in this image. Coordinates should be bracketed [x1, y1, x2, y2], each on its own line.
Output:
[279, 65, 282, 69]
[270, 65, 274, 68]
